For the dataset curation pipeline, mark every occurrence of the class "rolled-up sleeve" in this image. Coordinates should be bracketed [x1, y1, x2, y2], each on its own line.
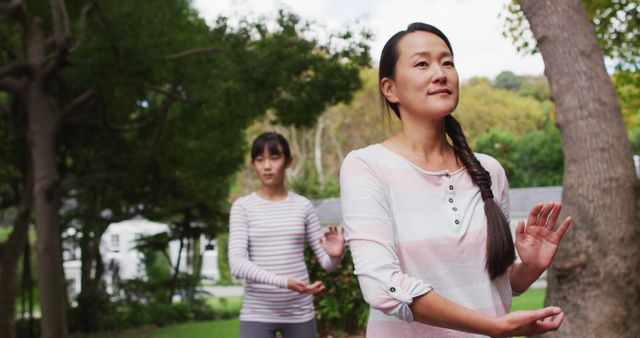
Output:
[340, 151, 432, 322]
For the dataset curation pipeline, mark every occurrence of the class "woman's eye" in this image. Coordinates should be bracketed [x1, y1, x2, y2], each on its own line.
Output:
[443, 61, 455, 67]
[271, 156, 280, 160]
[416, 61, 428, 67]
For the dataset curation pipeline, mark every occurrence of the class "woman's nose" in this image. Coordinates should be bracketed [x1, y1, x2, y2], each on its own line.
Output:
[431, 66, 446, 83]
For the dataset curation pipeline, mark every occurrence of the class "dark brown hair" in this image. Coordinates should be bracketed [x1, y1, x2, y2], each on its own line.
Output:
[251, 132, 292, 164]
[379, 23, 515, 279]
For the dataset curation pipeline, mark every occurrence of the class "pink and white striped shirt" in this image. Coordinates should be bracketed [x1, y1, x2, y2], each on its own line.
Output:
[228, 191, 339, 323]
[340, 144, 512, 337]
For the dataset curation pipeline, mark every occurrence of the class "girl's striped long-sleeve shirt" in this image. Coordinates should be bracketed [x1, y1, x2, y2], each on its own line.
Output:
[340, 144, 512, 338]
[228, 191, 339, 323]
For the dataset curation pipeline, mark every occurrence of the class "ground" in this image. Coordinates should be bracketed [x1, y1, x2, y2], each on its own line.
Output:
[70, 288, 545, 338]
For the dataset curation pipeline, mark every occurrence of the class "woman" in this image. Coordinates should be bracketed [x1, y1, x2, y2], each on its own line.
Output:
[339, 23, 571, 337]
[229, 131, 344, 338]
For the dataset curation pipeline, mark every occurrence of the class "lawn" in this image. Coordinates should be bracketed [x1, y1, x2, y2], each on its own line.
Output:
[208, 296, 243, 315]
[511, 288, 546, 312]
[71, 319, 240, 338]
[71, 289, 545, 337]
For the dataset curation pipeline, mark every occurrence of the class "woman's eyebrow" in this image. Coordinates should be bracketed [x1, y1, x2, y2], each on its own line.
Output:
[410, 50, 453, 58]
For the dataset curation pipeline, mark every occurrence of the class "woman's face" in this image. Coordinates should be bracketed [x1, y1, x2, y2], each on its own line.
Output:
[382, 31, 459, 120]
[251, 146, 289, 188]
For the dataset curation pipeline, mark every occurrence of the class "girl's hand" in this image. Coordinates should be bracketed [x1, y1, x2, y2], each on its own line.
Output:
[287, 278, 325, 295]
[320, 225, 344, 258]
[305, 281, 325, 295]
[515, 202, 572, 273]
[287, 278, 308, 293]
[492, 307, 564, 337]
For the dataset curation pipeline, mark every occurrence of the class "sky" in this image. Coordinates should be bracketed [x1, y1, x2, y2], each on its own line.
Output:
[192, 0, 545, 81]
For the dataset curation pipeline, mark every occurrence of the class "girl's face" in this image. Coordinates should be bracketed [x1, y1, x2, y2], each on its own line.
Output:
[382, 31, 459, 120]
[251, 146, 290, 188]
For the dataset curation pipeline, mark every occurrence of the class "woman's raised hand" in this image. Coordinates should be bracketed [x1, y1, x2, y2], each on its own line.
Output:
[515, 202, 572, 273]
[320, 225, 345, 258]
[287, 278, 325, 295]
[492, 307, 564, 337]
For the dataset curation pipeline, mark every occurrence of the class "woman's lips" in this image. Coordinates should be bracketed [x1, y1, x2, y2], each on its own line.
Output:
[428, 88, 451, 95]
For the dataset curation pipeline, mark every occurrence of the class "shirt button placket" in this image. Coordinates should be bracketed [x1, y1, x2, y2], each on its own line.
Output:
[446, 172, 460, 228]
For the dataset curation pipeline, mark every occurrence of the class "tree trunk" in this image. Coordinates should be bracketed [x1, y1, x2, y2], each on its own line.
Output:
[26, 80, 68, 338]
[168, 235, 184, 303]
[518, 1, 640, 337]
[190, 236, 202, 303]
[22, 232, 35, 338]
[289, 126, 303, 178]
[0, 173, 32, 338]
[314, 117, 324, 184]
[76, 224, 106, 332]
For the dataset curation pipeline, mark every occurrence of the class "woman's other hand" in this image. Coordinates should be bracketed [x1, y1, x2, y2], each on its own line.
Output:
[515, 202, 572, 273]
[492, 307, 564, 337]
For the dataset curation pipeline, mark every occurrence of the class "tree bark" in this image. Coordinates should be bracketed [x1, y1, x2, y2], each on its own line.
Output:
[22, 232, 35, 338]
[518, 1, 640, 337]
[26, 80, 68, 338]
[2, 1, 71, 336]
[289, 126, 303, 178]
[0, 169, 32, 338]
[76, 223, 107, 332]
[168, 234, 184, 303]
[314, 116, 324, 184]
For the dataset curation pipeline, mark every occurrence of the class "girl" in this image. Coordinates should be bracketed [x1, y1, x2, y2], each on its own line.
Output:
[229, 132, 344, 338]
[339, 23, 571, 337]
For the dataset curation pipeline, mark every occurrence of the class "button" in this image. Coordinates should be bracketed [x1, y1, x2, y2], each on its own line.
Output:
[449, 198, 453, 203]
[390, 287, 396, 292]
[453, 207, 457, 211]
[445, 173, 451, 178]
[449, 185, 454, 190]
[455, 220, 460, 224]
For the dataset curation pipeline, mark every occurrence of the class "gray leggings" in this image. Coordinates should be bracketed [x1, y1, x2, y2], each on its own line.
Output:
[238, 318, 317, 338]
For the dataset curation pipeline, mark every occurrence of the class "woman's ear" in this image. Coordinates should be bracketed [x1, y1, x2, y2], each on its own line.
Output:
[380, 77, 399, 104]
[286, 156, 294, 169]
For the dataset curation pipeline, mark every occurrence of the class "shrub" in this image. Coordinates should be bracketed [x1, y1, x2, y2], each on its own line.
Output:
[216, 232, 233, 285]
[306, 244, 369, 336]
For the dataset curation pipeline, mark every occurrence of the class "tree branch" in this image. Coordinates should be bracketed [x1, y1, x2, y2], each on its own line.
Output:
[0, 0, 23, 16]
[3, 0, 30, 35]
[98, 104, 163, 132]
[0, 59, 29, 78]
[59, 88, 95, 119]
[145, 84, 200, 104]
[50, 0, 72, 48]
[90, 0, 119, 58]
[0, 77, 24, 95]
[147, 100, 172, 156]
[60, 172, 128, 193]
[69, 2, 93, 53]
[164, 47, 223, 60]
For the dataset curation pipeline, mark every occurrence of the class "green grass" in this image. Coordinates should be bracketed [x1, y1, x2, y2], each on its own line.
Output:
[208, 296, 243, 313]
[71, 319, 240, 338]
[70, 290, 546, 338]
[511, 288, 546, 312]
[208, 295, 242, 319]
